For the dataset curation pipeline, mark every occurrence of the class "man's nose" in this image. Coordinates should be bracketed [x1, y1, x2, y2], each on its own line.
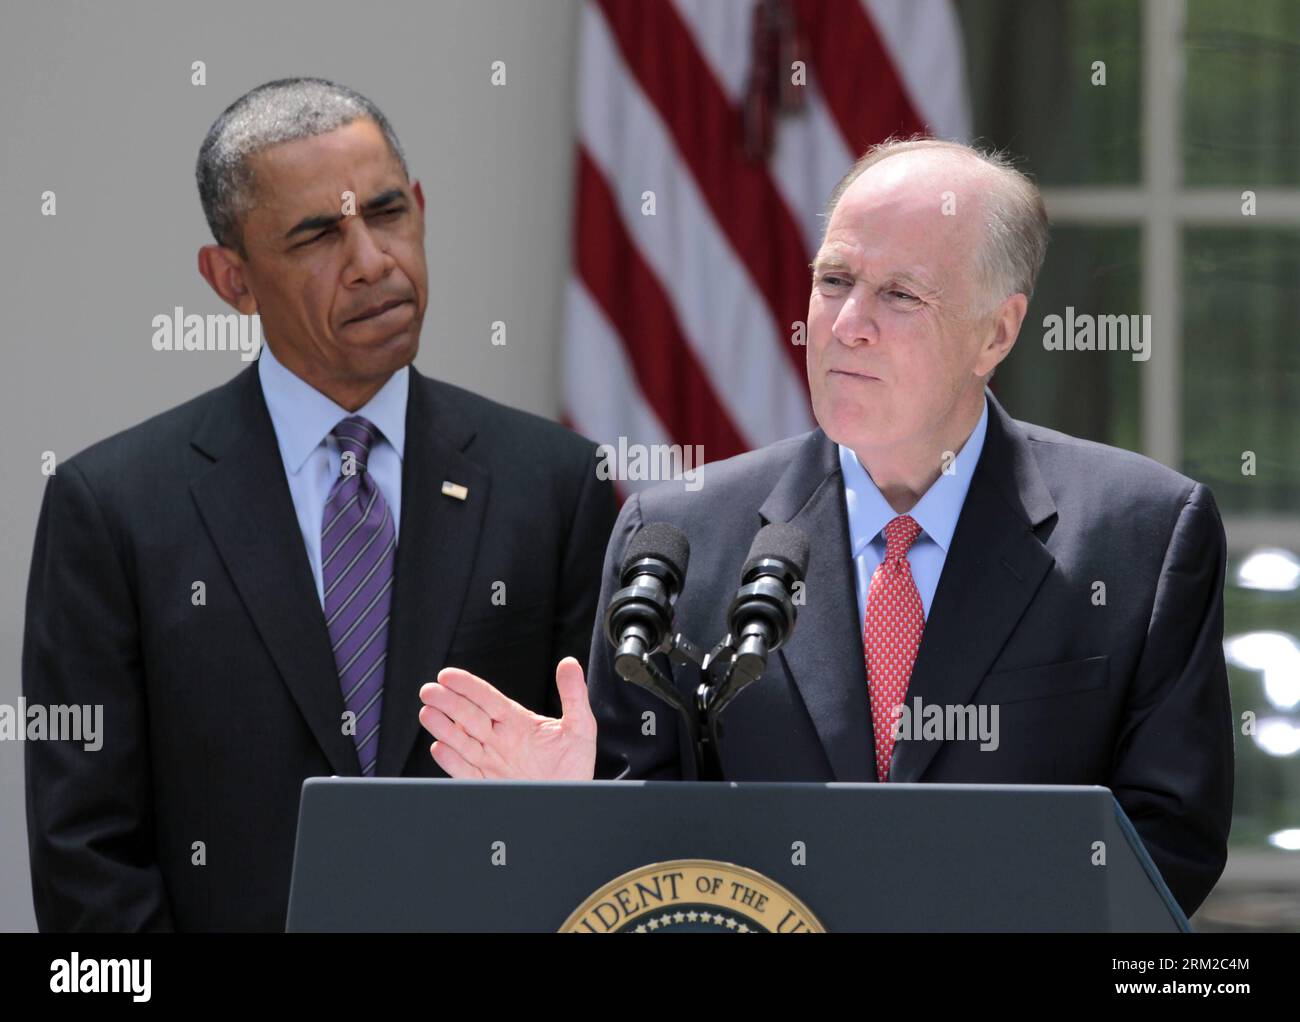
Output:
[341, 219, 393, 285]
[832, 286, 878, 347]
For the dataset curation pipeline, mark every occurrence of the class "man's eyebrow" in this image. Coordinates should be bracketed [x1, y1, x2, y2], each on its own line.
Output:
[283, 188, 408, 240]
[361, 188, 406, 212]
[890, 270, 938, 292]
[810, 253, 851, 273]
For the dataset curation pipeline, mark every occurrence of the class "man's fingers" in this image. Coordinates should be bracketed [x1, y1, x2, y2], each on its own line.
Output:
[554, 657, 593, 726]
[420, 681, 496, 743]
[430, 740, 483, 780]
[418, 704, 483, 767]
[435, 667, 516, 720]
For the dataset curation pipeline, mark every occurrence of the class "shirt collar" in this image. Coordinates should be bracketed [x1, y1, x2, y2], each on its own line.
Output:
[838, 394, 989, 556]
[257, 341, 409, 475]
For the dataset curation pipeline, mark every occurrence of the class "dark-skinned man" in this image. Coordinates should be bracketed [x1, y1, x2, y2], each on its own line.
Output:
[23, 77, 616, 931]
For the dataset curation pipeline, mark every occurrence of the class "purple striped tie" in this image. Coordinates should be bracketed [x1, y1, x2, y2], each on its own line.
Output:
[321, 415, 396, 776]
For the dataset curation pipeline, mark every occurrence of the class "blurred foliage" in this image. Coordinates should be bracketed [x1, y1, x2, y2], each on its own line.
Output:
[1182, 228, 1300, 514]
[1185, 0, 1300, 186]
[959, 0, 1141, 185]
[1002, 226, 1142, 450]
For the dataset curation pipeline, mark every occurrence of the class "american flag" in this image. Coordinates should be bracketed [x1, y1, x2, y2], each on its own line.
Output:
[562, 0, 970, 492]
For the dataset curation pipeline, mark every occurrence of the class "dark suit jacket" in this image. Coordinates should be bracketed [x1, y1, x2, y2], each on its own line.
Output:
[24, 361, 617, 931]
[587, 388, 1234, 918]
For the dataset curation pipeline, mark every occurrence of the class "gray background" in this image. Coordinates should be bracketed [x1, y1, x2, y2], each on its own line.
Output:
[2, 0, 582, 932]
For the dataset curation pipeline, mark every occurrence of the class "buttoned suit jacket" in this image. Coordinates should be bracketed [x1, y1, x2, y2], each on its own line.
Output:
[586, 388, 1234, 917]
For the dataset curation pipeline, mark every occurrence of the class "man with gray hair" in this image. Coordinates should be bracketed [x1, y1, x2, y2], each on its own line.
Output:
[23, 78, 617, 930]
[420, 138, 1234, 919]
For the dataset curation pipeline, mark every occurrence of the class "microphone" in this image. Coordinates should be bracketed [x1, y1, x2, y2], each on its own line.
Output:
[718, 523, 810, 701]
[604, 523, 691, 679]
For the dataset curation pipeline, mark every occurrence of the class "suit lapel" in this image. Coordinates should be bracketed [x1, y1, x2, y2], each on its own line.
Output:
[889, 388, 1058, 781]
[189, 365, 360, 777]
[759, 432, 875, 782]
[375, 370, 489, 776]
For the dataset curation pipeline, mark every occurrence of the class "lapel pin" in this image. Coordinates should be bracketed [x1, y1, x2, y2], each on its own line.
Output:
[441, 481, 469, 501]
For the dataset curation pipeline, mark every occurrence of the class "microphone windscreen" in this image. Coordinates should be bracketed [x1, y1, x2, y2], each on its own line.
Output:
[742, 523, 810, 581]
[621, 522, 691, 581]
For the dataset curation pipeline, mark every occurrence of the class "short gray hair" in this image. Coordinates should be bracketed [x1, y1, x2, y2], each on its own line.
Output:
[196, 77, 409, 254]
[822, 137, 1049, 312]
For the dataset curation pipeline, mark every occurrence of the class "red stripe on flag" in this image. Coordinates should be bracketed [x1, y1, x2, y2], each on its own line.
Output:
[574, 146, 749, 460]
[792, 0, 928, 155]
[595, 0, 813, 403]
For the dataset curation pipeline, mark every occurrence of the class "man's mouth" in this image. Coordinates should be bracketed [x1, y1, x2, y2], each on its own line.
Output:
[345, 298, 411, 325]
[830, 368, 880, 381]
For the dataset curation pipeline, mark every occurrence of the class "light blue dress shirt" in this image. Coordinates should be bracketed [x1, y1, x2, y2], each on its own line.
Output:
[838, 395, 989, 626]
[257, 342, 408, 607]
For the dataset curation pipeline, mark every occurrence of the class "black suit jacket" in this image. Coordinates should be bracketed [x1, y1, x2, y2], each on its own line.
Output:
[587, 388, 1234, 917]
[23, 362, 617, 931]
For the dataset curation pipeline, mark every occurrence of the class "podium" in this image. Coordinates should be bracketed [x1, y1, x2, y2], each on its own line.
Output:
[285, 778, 1188, 932]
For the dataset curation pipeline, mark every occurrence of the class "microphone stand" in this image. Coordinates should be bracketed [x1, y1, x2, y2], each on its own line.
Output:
[614, 631, 758, 782]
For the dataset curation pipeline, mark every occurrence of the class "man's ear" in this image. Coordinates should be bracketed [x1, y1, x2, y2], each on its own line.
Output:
[975, 292, 1028, 378]
[197, 245, 258, 315]
[411, 179, 425, 213]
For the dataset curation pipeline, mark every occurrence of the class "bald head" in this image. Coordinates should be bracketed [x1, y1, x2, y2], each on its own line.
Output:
[822, 139, 1049, 314]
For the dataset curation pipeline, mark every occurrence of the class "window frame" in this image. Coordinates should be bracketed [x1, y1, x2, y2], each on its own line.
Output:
[1039, 0, 1300, 554]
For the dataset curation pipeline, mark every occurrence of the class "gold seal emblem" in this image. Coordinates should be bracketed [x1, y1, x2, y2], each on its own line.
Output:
[560, 859, 826, 933]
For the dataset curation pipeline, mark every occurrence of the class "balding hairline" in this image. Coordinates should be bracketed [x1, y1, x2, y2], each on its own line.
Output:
[820, 137, 1049, 315]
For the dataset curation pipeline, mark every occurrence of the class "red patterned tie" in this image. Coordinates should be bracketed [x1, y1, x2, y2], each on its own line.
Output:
[864, 514, 926, 782]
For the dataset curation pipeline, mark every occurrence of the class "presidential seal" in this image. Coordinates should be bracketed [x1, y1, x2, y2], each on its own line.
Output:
[560, 859, 825, 933]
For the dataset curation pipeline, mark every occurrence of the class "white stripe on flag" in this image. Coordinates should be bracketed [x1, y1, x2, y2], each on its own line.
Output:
[669, 0, 758, 101]
[769, 85, 858, 254]
[562, 279, 685, 496]
[578, 1, 813, 448]
[862, 0, 971, 141]
[673, 0, 855, 256]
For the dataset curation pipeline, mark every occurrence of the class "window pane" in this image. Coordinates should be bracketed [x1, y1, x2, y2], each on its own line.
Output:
[1182, 228, 1300, 513]
[1184, 0, 1300, 187]
[993, 226, 1142, 451]
[959, 0, 1141, 185]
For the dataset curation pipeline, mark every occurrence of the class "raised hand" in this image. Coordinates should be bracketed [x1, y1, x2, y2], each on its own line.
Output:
[417, 657, 596, 780]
